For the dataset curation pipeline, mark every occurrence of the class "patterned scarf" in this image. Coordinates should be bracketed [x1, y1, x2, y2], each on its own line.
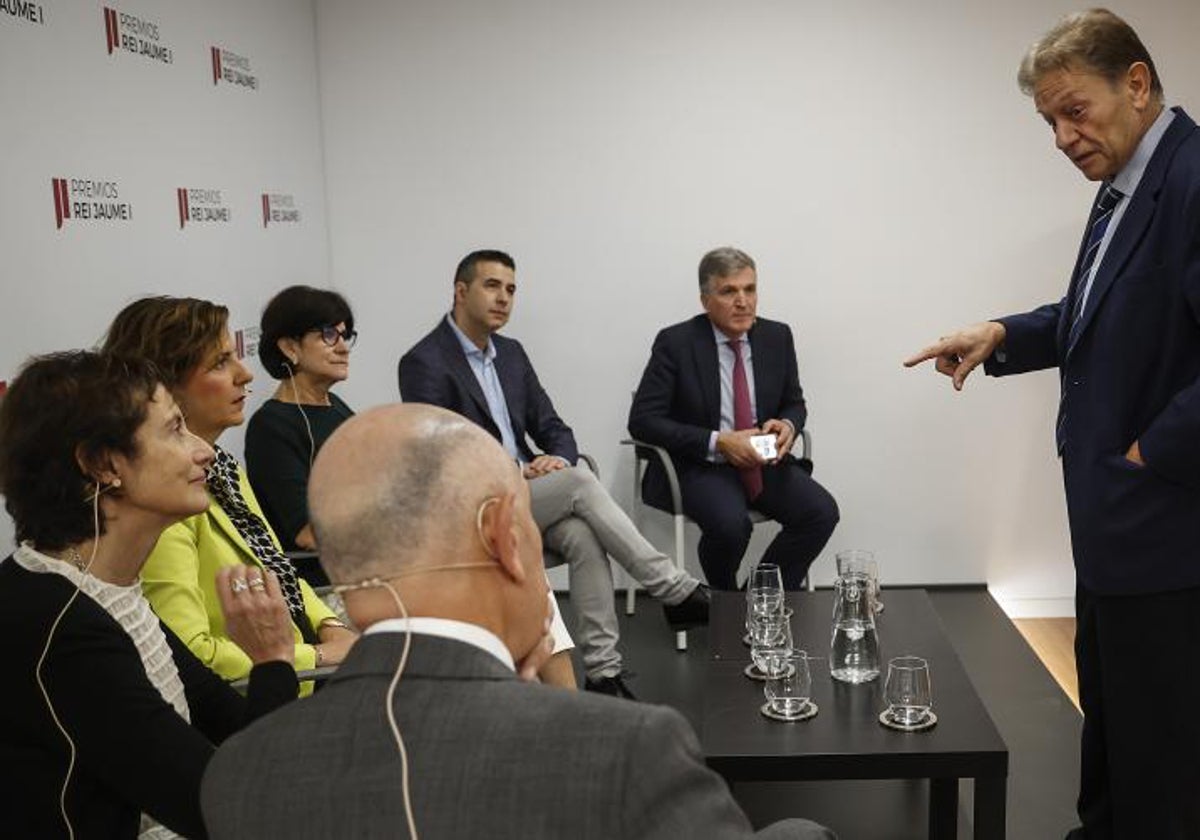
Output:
[206, 446, 317, 643]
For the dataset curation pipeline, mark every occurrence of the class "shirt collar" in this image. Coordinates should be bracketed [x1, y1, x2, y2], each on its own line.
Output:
[711, 322, 749, 346]
[364, 616, 515, 672]
[445, 312, 495, 362]
[1112, 105, 1175, 196]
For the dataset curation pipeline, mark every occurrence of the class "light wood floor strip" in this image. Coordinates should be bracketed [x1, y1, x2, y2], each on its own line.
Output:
[1013, 618, 1080, 711]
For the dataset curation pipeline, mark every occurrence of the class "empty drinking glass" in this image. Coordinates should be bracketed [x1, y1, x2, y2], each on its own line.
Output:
[747, 562, 784, 619]
[765, 651, 813, 717]
[836, 549, 882, 612]
[750, 609, 793, 678]
[884, 656, 932, 726]
[745, 562, 785, 644]
[830, 574, 880, 683]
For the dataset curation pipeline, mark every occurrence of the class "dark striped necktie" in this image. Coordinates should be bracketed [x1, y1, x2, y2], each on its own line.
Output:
[1068, 184, 1125, 346]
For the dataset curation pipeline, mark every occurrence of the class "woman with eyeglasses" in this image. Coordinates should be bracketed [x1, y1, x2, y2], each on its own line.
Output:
[245, 286, 356, 554]
[103, 297, 357, 689]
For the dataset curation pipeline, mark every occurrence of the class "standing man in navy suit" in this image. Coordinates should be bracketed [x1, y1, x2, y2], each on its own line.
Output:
[399, 250, 709, 700]
[628, 247, 839, 591]
[906, 10, 1200, 837]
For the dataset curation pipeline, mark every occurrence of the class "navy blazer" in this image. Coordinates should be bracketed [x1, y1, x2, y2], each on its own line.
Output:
[398, 317, 579, 465]
[628, 314, 807, 507]
[985, 107, 1200, 595]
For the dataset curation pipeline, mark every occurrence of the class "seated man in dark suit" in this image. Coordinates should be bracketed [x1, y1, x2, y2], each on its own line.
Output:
[398, 250, 709, 699]
[201, 404, 836, 840]
[629, 247, 838, 590]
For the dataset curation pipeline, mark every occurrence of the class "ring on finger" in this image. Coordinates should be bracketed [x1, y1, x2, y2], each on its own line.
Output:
[230, 578, 250, 594]
[248, 576, 266, 590]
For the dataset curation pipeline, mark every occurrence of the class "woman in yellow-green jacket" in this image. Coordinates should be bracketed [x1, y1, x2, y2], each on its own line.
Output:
[104, 296, 357, 685]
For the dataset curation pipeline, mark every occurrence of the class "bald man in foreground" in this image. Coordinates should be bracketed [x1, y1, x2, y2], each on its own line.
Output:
[199, 404, 834, 839]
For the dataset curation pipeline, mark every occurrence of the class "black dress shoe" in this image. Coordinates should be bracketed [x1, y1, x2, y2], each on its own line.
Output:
[663, 583, 711, 630]
[584, 673, 638, 700]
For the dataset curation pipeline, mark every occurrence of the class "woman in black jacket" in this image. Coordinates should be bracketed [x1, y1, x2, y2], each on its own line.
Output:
[0, 351, 298, 839]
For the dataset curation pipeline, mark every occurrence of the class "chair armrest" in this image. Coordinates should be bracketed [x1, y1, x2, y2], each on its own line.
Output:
[620, 438, 684, 516]
[229, 664, 339, 692]
[576, 452, 599, 478]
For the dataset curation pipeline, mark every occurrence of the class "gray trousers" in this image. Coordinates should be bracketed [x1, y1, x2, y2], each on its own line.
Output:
[531, 466, 696, 680]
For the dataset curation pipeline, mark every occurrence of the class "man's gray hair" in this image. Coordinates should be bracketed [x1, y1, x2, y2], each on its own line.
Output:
[698, 247, 756, 293]
[1017, 8, 1163, 99]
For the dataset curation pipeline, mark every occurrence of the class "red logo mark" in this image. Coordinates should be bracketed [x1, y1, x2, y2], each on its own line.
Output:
[51, 178, 70, 229]
[103, 7, 119, 54]
[261, 194, 270, 228]
[211, 46, 221, 85]
[177, 188, 189, 229]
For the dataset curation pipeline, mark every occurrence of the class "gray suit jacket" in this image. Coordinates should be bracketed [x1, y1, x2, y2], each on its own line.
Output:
[201, 632, 833, 839]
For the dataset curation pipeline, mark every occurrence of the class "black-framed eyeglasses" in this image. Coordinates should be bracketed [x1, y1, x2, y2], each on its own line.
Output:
[309, 325, 358, 348]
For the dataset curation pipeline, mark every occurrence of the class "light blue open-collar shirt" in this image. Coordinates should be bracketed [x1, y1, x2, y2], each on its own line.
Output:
[446, 314, 521, 461]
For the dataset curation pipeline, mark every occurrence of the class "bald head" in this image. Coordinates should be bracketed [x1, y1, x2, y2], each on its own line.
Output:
[309, 404, 519, 584]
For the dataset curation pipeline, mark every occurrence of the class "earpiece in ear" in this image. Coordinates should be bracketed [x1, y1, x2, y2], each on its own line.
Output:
[110, 477, 121, 489]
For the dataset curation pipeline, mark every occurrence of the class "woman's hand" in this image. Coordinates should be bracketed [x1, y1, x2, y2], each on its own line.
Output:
[215, 567, 295, 666]
[314, 623, 357, 667]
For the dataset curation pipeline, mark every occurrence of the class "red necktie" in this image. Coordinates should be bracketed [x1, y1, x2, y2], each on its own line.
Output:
[730, 339, 763, 500]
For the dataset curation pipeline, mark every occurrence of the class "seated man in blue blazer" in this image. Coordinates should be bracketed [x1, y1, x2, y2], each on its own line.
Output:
[399, 250, 709, 699]
[629, 247, 838, 590]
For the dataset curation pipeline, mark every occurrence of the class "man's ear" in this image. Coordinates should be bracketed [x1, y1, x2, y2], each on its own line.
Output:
[480, 492, 525, 584]
[1126, 61, 1152, 109]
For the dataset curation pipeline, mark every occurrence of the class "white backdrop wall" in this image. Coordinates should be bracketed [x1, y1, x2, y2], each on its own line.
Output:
[314, 0, 1200, 616]
[0, 2, 330, 547]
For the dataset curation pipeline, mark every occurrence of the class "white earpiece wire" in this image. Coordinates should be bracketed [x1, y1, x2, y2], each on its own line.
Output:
[36, 483, 103, 840]
[284, 361, 316, 469]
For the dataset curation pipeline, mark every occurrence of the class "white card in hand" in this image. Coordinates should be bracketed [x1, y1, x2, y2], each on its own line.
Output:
[750, 434, 777, 461]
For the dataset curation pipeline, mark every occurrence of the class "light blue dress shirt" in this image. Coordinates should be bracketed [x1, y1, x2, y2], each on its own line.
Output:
[446, 314, 521, 461]
[1076, 106, 1175, 314]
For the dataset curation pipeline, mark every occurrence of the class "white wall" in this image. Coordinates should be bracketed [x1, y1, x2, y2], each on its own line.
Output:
[0, 1, 330, 547]
[315, 0, 1200, 616]
[5, 2, 1195, 617]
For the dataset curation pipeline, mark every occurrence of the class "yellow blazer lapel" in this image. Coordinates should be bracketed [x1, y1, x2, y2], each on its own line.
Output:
[207, 494, 264, 569]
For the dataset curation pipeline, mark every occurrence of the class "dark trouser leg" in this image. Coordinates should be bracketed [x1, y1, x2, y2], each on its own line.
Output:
[1074, 583, 1200, 839]
[678, 464, 752, 590]
[752, 460, 839, 590]
[1073, 585, 1112, 840]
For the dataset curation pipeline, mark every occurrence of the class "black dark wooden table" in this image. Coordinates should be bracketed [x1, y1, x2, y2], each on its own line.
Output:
[703, 589, 1008, 840]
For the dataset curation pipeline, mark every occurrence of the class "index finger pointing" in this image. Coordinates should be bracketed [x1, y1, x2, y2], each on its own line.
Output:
[903, 341, 948, 368]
